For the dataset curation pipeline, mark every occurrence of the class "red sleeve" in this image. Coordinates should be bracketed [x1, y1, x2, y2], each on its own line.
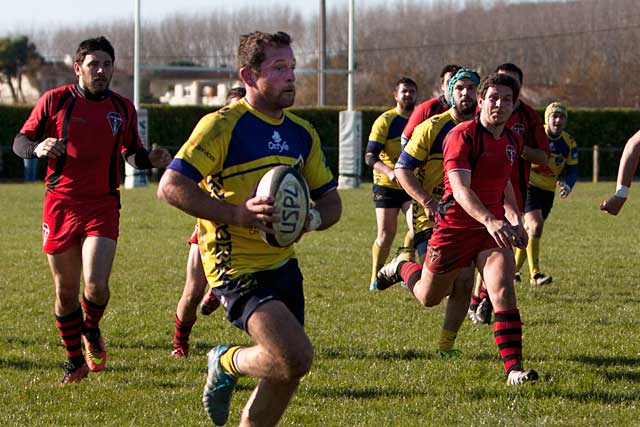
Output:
[443, 124, 473, 174]
[402, 102, 427, 140]
[526, 105, 550, 155]
[20, 91, 54, 141]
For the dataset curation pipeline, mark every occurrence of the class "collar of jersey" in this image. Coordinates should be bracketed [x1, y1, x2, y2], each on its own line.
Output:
[241, 98, 286, 126]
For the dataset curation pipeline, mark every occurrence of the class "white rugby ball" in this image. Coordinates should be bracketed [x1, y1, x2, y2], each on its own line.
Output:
[255, 165, 310, 247]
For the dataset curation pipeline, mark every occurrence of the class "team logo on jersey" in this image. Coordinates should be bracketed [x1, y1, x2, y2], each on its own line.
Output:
[42, 223, 50, 246]
[506, 144, 517, 164]
[268, 131, 289, 152]
[106, 112, 123, 135]
[511, 123, 525, 137]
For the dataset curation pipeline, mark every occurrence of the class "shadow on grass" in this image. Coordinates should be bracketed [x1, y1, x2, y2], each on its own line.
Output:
[466, 385, 638, 404]
[569, 355, 640, 367]
[317, 346, 498, 362]
[0, 356, 59, 370]
[307, 385, 428, 400]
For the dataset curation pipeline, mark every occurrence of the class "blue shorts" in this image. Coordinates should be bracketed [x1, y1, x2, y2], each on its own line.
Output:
[373, 184, 411, 209]
[212, 258, 304, 332]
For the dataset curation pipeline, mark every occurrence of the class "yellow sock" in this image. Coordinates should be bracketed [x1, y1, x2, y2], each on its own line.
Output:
[403, 230, 414, 249]
[514, 246, 526, 272]
[371, 241, 391, 284]
[219, 345, 243, 379]
[438, 328, 457, 352]
[527, 236, 541, 276]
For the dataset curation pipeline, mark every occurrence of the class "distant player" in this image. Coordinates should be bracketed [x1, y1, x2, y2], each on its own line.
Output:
[170, 87, 246, 359]
[377, 73, 539, 385]
[469, 63, 550, 323]
[600, 129, 640, 215]
[401, 64, 461, 148]
[365, 77, 417, 290]
[12, 37, 171, 384]
[388, 68, 480, 356]
[514, 102, 578, 285]
[158, 31, 341, 426]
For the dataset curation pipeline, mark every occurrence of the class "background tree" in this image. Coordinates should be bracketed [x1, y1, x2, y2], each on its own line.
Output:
[0, 36, 43, 103]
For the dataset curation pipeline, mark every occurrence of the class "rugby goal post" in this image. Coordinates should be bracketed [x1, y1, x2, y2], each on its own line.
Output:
[124, 108, 149, 188]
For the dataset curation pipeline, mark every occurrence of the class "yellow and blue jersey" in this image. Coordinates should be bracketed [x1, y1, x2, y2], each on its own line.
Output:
[396, 109, 458, 233]
[367, 108, 409, 189]
[169, 98, 336, 287]
[530, 128, 578, 192]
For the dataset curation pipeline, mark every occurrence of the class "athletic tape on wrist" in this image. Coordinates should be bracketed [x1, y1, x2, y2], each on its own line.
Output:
[307, 209, 322, 231]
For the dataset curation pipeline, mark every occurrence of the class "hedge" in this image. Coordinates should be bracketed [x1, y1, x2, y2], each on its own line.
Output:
[1, 104, 638, 181]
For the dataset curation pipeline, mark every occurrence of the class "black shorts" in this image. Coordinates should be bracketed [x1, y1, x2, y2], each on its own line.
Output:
[524, 185, 555, 220]
[212, 258, 304, 332]
[414, 228, 433, 260]
[373, 184, 411, 209]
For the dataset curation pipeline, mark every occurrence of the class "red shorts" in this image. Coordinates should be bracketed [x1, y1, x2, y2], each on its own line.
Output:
[188, 224, 198, 245]
[425, 226, 498, 274]
[42, 194, 120, 254]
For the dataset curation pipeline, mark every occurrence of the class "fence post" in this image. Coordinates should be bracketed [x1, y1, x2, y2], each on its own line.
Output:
[592, 145, 599, 183]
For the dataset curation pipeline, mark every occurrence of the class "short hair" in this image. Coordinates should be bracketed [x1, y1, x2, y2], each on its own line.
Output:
[225, 87, 246, 104]
[478, 72, 520, 102]
[395, 77, 417, 91]
[440, 64, 462, 82]
[495, 63, 523, 84]
[237, 31, 292, 70]
[75, 36, 115, 64]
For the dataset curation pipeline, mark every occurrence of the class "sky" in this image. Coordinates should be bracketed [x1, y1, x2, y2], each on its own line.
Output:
[1, 0, 354, 36]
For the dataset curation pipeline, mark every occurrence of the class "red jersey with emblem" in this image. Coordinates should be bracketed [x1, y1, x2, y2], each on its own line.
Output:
[439, 119, 523, 229]
[401, 95, 449, 142]
[20, 84, 143, 200]
[505, 100, 550, 210]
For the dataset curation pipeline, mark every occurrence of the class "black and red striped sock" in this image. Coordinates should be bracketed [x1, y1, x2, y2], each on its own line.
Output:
[469, 293, 481, 311]
[478, 283, 489, 301]
[493, 309, 523, 373]
[399, 261, 422, 295]
[82, 295, 108, 332]
[173, 314, 196, 350]
[55, 307, 85, 367]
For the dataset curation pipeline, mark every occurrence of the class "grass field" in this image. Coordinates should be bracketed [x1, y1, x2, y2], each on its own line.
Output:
[1, 182, 639, 427]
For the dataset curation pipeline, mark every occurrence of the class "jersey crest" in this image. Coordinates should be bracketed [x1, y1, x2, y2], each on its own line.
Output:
[268, 131, 289, 153]
[506, 143, 517, 164]
[107, 112, 123, 135]
[511, 123, 525, 137]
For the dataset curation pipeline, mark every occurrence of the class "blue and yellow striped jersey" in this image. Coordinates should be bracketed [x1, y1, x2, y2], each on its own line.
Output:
[367, 108, 410, 189]
[169, 98, 336, 287]
[397, 109, 458, 233]
[529, 128, 578, 191]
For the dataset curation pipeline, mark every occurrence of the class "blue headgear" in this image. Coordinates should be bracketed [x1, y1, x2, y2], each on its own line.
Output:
[447, 68, 480, 107]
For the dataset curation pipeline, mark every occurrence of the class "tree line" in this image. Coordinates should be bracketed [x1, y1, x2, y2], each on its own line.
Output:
[2, 0, 639, 108]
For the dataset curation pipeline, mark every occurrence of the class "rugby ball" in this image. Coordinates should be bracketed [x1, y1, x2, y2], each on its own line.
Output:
[256, 165, 310, 247]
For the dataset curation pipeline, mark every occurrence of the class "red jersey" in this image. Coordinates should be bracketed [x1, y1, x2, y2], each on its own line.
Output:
[439, 119, 523, 229]
[20, 84, 143, 200]
[504, 101, 550, 210]
[401, 95, 449, 144]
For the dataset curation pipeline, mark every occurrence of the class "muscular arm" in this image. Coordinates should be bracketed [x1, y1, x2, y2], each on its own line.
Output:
[311, 188, 342, 231]
[395, 167, 437, 218]
[600, 129, 640, 215]
[157, 169, 275, 232]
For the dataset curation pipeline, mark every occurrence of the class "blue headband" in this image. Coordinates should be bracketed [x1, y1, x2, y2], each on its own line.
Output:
[447, 68, 480, 106]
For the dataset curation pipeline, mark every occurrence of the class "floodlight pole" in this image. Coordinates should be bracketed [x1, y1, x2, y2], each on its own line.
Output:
[134, 0, 141, 110]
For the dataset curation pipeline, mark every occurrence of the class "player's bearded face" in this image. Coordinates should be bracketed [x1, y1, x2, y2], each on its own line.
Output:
[480, 85, 514, 126]
[255, 46, 296, 109]
[74, 51, 113, 95]
[395, 83, 417, 110]
[453, 80, 477, 116]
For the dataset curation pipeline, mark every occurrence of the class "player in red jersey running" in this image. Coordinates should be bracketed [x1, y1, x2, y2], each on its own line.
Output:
[401, 64, 461, 148]
[13, 37, 171, 384]
[170, 87, 246, 359]
[377, 73, 538, 385]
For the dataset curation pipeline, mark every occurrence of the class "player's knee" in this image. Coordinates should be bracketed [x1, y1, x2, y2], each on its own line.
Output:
[280, 343, 313, 381]
[376, 231, 394, 247]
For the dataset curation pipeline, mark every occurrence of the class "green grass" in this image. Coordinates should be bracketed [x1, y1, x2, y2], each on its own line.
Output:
[1, 182, 639, 426]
